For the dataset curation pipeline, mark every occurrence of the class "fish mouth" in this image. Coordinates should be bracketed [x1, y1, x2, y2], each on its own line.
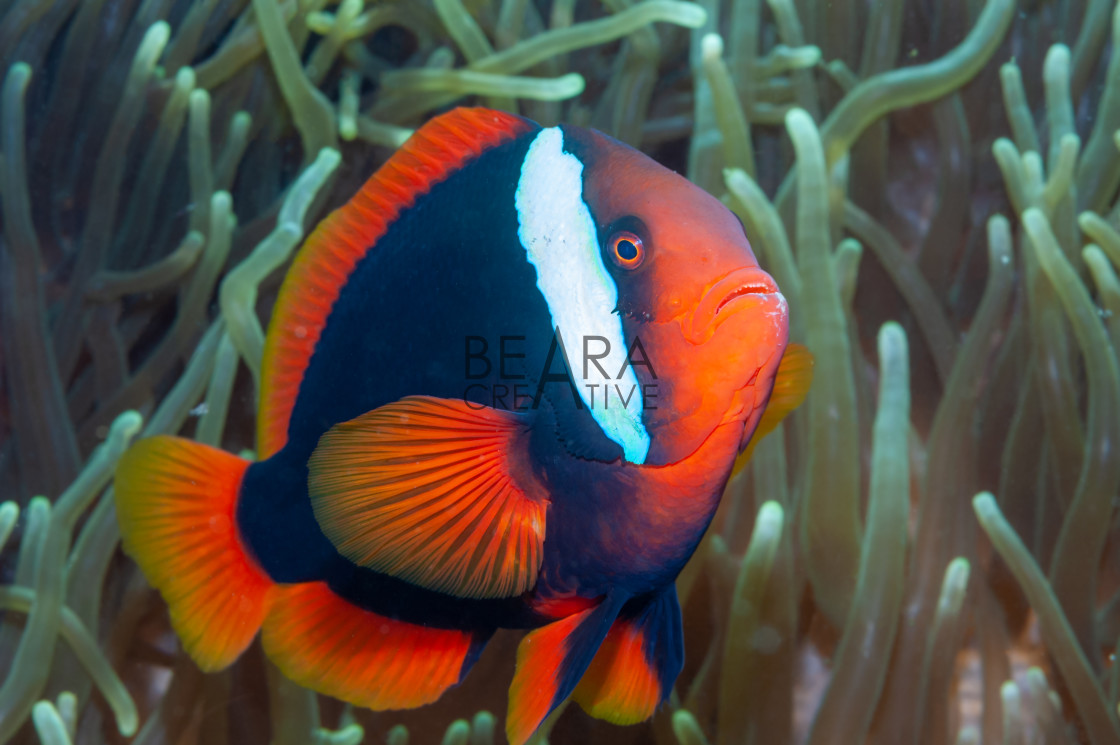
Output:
[685, 267, 782, 343]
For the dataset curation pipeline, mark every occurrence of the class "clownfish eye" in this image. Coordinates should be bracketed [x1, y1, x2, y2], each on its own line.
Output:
[608, 231, 645, 269]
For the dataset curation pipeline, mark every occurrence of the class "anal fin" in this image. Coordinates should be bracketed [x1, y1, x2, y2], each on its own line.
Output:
[262, 582, 488, 710]
[506, 596, 624, 745]
[572, 587, 684, 725]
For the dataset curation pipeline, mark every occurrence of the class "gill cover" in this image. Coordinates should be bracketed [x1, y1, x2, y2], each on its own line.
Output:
[515, 126, 651, 464]
[556, 125, 790, 466]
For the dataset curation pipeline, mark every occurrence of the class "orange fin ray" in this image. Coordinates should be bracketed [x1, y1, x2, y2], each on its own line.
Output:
[308, 396, 546, 600]
[114, 436, 271, 670]
[573, 587, 683, 725]
[262, 582, 485, 710]
[258, 109, 533, 459]
[736, 342, 814, 469]
[506, 596, 624, 745]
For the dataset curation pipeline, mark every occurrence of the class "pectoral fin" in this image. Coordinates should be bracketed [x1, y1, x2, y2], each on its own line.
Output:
[307, 396, 547, 600]
[736, 342, 814, 468]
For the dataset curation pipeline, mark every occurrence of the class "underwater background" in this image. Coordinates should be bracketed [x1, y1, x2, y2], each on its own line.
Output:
[1, 0, 1119, 743]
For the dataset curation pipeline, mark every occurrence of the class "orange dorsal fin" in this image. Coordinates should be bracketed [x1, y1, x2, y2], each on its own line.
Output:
[735, 342, 814, 470]
[262, 582, 483, 710]
[258, 108, 534, 459]
[114, 436, 272, 670]
[572, 588, 682, 725]
[307, 396, 547, 599]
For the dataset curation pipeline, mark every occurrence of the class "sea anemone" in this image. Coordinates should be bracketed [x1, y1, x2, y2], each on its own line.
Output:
[1, 0, 1118, 744]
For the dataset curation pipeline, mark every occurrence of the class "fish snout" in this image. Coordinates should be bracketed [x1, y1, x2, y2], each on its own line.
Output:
[685, 267, 784, 344]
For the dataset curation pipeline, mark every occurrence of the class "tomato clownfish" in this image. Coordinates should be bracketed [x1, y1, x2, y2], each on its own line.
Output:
[114, 108, 812, 744]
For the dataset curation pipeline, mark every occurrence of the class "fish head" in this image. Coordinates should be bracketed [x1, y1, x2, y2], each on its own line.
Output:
[568, 127, 790, 466]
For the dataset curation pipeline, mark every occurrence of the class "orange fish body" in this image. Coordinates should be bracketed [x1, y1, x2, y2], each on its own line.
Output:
[114, 108, 810, 744]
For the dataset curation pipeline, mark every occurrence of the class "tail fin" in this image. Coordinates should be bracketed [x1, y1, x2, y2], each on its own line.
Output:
[114, 436, 272, 670]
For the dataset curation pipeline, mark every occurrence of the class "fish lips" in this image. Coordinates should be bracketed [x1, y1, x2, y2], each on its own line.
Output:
[683, 267, 786, 345]
[689, 267, 789, 451]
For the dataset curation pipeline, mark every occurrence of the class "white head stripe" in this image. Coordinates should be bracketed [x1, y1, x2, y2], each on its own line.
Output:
[514, 127, 651, 464]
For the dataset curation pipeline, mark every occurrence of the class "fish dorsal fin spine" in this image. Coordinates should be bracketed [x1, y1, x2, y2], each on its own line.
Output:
[307, 395, 547, 600]
[258, 108, 535, 459]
